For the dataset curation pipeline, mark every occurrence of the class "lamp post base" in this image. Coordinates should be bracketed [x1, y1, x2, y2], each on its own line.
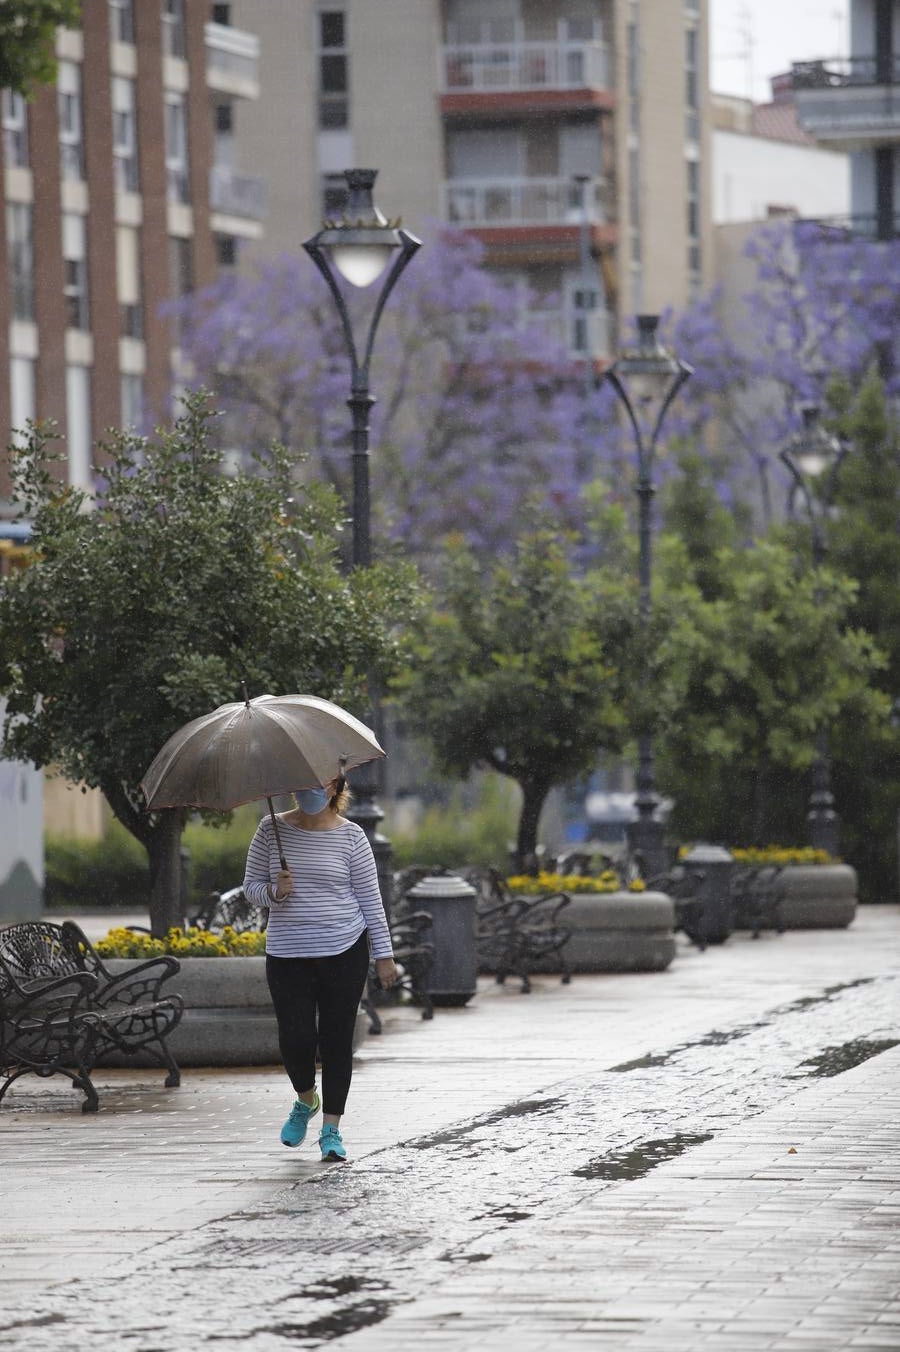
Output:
[626, 815, 670, 882]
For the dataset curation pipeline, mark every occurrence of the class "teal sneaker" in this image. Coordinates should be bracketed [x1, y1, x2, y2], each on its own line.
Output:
[280, 1091, 320, 1147]
[319, 1124, 347, 1162]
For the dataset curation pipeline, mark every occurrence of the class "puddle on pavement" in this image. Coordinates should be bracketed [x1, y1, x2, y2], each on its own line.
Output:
[610, 1025, 763, 1072]
[573, 1132, 713, 1181]
[775, 977, 876, 1016]
[795, 1037, 899, 1078]
[403, 1096, 565, 1149]
[258, 1298, 394, 1343]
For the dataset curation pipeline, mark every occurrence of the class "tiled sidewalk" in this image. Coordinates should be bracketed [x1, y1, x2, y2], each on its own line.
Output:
[0, 906, 898, 1351]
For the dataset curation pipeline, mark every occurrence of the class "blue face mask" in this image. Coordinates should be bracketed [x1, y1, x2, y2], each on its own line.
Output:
[296, 786, 330, 815]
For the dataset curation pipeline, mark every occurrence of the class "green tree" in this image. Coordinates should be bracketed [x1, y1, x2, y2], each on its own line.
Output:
[0, 1, 81, 95]
[394, 529, 636, 869]
[826, 373, 900, 897]
[0, 396, 419, 934]
[654, 533, 888, 848]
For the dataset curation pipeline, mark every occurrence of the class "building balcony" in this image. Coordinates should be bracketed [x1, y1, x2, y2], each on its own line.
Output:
[209, 166, 267, 222]
[440, 29, 613, 117]
[799, 212, 900, 242]
[793, 56, 900, 146]
[205, 21, 259, 100]
[523, 305, 613, 363]
[444, 175, 611, 229]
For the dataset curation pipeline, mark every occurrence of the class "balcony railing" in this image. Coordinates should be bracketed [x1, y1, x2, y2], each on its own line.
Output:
[793, 56, 900, 140]
[205, 21, 259, 94]
[799, 213, 900, 242]
[442, 39, 611, 94]
[793, 56, 900, 89]
[209, 166, 267, 220]
[444, 176, 610, 228]
[523, 305, 613, 361]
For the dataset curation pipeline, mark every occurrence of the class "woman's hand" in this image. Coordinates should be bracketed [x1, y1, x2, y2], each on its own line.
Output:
[375, 957, 399, 989]
[273, 869, 293, 902]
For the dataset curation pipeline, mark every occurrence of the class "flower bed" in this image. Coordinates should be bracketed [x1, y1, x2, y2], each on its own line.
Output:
[96, 925, 266, 959]
[506, 871, 646, 895]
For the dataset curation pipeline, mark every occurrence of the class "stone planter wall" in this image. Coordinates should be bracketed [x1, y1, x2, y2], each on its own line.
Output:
[104, 956, 368, 1067]
[519, 891, 676, 974]
[775, 864, 858, 929]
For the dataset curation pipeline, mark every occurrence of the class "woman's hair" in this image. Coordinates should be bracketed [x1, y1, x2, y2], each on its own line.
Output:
[330, 773, 350, 814]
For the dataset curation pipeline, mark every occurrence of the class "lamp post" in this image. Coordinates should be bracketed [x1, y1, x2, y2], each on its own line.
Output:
[303, 169, 421, 894]
[779, 404, 849, 856]
[603, 314, 693, 877]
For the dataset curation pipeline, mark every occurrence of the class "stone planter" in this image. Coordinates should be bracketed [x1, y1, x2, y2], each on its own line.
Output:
[104, 956, 368, 1067]
[775, 864, 858, 929]
[522, 891, 676, 974]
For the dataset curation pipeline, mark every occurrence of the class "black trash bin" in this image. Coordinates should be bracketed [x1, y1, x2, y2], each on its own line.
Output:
[681, 844, 735, 945]
[407, 874, 478, 1007]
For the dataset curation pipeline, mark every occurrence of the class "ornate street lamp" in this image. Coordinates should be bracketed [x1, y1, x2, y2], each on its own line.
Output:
[303, 169, 421, 893]
[779, 404, 849, 856]
[603, 314, 693, 876]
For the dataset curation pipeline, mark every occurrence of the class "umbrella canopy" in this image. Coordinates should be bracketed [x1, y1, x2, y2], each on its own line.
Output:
[141, 693, 384, 813]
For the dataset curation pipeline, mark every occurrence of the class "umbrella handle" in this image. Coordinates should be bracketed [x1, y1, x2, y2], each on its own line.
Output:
[267, 797, 288, 872]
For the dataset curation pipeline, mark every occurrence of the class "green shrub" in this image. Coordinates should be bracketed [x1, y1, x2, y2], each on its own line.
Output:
[45, 821, 149, 909]
[45, 809, 261, 914]
[386, 774, 519, 870]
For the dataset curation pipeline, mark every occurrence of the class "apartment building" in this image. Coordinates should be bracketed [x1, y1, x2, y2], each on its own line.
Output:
[230, 0, 712, 367]
[793, 0, 900, 239]
[0, 0, 263, 499]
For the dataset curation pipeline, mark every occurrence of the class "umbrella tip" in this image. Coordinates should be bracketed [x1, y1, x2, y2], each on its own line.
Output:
[240, 680, 251, 708]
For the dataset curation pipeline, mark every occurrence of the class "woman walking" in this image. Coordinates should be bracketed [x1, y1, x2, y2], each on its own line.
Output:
[243, 774, 397, 1161]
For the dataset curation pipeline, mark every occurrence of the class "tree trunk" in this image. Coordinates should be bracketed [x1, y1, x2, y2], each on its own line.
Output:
[515, 780, 550, 875]
[146, 811, 188, 937]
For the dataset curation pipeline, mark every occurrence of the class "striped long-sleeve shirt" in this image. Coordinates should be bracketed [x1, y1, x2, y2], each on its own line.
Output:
[242, 817, 393, 959]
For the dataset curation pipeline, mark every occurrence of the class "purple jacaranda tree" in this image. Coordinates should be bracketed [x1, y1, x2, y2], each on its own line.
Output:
[659, 220, 900, 527]
[175, 227, 604, 560]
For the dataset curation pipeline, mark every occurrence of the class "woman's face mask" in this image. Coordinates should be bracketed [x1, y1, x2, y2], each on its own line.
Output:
[296, 786, 330, 815]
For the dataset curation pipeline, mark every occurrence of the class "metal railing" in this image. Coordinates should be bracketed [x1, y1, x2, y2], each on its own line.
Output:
[442, 39, 611, 93]
[209, 166, 267, 220]
[522, 305, 613, 361]
[793, 56, 900, 89]
[798, 213, 900, 241]
[443, 175, 610, 228]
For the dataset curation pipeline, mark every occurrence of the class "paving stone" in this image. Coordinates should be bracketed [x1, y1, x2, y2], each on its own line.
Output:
[0, 905, 898, 1351]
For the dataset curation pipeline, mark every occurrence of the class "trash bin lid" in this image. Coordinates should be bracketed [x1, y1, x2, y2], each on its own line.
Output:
[408, 874, 477, 900]
[682, 844, 734, 864]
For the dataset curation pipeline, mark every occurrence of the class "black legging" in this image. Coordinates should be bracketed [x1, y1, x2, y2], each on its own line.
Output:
[265, 930, 370, 1117]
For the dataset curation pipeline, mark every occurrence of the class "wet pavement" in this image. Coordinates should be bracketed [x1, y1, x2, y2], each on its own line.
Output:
[1, 905, 898, 1351]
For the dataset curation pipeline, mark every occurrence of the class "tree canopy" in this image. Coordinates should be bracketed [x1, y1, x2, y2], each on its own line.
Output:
[0, 1, 81, 95]
[393, 528, 637, 867]
[0, 395, 419, 932]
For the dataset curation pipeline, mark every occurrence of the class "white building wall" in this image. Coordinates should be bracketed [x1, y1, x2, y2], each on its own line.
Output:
[714, 130, 849, 223]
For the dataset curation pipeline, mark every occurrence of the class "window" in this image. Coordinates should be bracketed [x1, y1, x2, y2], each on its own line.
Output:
[117, 226, 142, 337]
[169, 235, 194, 297]
[162, 0, 186, 58]
[65, 365, 93, 490]
[112, 77, 139, 192]
[212, 4, 230, 24]
[58, 60, 85, 181]
[164, 93, 190, 203]
[318, 10, 348, 129]
[2, 89, 28, 168]
[63, 213, 90, 331]
[215, 234, 237, 268]
[108, 0, 134, 44]
[7, 203, 34, 321]
[120, 373, 144, 429]
[685, 27, 699, 143]
[322, 172, 349, 218]
[686, 156, 701, 279]
[169, 235, 193, 339]
[10, 357, 36, 446]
